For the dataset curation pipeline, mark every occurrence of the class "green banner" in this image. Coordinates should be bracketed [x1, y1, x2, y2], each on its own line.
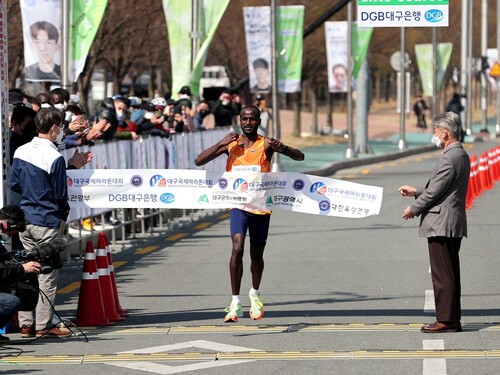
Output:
[71, 0, 108, 82]
[163, 0, 229, 98]
[353, 23, 373, 79]
[276, 6, 304, 93]
[414, 43, 453, 97]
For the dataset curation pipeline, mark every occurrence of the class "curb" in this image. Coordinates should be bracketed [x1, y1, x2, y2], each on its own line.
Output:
[301, 145, 437, 177]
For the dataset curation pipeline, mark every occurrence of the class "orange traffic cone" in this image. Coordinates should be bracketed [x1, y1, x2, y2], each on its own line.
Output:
[493, 146, 500, 181]
[96, 234, 124, 321]
[74, 241, 112, 326]
[479, 152, 492, 191]
[102, 232, 128, 317]
[466, 166, 474, 210]
[469, 154, 480, 200]
[488, 149, 497, 186]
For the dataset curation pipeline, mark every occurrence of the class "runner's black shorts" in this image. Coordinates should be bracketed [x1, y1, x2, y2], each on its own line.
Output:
[229, 209, 271, 247]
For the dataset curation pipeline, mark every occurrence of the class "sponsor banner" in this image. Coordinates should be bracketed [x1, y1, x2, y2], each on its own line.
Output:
[20, 0, 62, 82]
[71, 0, 108, 82]
[357, 0, 448, 28]
[414, 43, 452, 97]
[67, 169, 384, 219]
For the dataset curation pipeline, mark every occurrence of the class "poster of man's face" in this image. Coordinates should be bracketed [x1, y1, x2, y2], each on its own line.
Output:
[20, 0, 62, 82]
[331, 63, 348, 93]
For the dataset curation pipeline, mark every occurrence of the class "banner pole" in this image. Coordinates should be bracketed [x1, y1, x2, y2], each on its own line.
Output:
[270, 0, 282, 172]
[61, 0, 72, 90]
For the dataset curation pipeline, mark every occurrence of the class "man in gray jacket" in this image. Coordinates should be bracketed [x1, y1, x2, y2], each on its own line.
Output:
[399, 112, 470, 333]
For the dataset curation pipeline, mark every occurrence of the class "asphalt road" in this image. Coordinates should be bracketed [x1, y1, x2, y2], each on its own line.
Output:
[1, 139, 499, 374]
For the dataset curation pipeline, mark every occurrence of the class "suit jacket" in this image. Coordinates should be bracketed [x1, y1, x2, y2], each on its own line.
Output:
[411, 142, 470, 238]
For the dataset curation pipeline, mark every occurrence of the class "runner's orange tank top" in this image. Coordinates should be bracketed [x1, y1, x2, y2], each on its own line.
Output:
[226, 135, 271, 173]
[226, 135, 271, 215]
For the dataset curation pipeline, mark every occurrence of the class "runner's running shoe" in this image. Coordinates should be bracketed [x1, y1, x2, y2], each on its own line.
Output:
[249, 289, 264, 320]
[224, 302, 243, 323]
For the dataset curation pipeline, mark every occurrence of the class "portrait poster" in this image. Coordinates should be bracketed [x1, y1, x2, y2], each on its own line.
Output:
[20, 0, 62, 83]
[244, 6, 272, 94]
[325, 21, 348, 93]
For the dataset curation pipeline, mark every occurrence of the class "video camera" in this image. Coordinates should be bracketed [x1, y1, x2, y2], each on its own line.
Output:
[7, 238, 67, 274]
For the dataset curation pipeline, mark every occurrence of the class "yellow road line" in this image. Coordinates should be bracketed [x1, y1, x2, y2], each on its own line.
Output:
[360, 169, 371, 175]
[135, 245, 159, 255]
[3, 350, 500, 365]
[165, 233, 188, 241]
[193, 222, 212, 229]
[217, 213, 230, 220]
[113, 261, 126, 269]
[57, 281, 81, 295]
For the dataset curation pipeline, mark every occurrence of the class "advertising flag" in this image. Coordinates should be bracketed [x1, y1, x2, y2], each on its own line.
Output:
[20, 0, 62, 83]
[163, 0, 230, 98]
[352, 23, 373, 79]
[277, 6, 304, 93]
[71, 0, 108, 82]
[414, 43, 452, 97]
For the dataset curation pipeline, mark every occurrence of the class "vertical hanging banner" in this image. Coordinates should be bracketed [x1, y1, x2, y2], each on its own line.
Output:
[414, 43, 452, 97]
[276, 5, 304, 93]
[244, 6, 272, 94]
[163, 0, 230, 98]
[357, 0, 449, 28]
[325, 21, 348, 93]
[71, 0, 108, 82]
[243, 6, 304, 94]
[0, 0, 8, 206]
[352, 23, 373, 80]
[20, 0, 61, 83]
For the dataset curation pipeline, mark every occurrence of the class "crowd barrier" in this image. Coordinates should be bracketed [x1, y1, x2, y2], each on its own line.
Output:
[466, 146, 500, 210]
[60, 129, 229, 258]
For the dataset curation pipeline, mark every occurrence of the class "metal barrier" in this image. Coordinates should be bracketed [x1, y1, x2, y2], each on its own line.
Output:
[61, 129, 229, 260]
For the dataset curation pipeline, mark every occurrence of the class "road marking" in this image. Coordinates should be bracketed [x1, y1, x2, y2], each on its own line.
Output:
[80, 322, 499, 336]
[424, 289, 436, 313]
[360, 169, 371, 175]
[217, 213, 230, 220]
[135, 245, 159, 255]
[107, 340, 260, 374]
[113, 261, 126, 269]
[57, 281, 80, 294]
[165, 233, 188, 241]
[423, 340, 446, 375]
[193, 222, 212, 229]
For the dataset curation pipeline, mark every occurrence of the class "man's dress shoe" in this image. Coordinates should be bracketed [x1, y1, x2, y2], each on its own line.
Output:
[421, 321, 462, 333]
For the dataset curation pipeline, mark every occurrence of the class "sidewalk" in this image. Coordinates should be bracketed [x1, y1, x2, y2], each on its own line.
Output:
[276, 100, 499, 175]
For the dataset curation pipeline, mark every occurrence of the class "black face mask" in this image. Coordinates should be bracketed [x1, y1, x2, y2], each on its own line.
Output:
[199, 109, 209, 118]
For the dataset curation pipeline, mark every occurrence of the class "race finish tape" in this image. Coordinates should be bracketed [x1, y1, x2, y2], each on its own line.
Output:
[67, 169, 383, 219]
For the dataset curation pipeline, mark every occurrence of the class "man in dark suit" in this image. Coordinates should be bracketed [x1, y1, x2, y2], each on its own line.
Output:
[399, 112, 470, 333]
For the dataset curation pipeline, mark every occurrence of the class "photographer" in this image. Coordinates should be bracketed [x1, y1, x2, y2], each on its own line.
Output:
[0, 205, 41, 342]
[10, 107, 72, 338]
[211, 88, 241, 127]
